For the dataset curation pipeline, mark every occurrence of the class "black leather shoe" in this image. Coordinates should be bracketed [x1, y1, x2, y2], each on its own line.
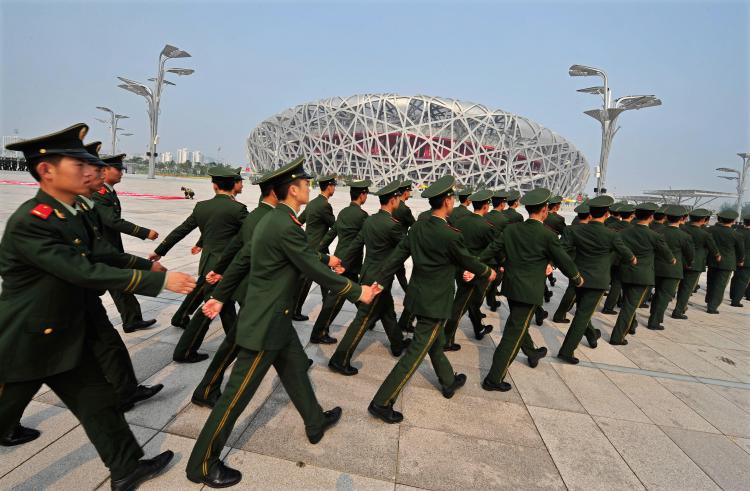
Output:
[707, 308, 719, 314]
[292, 314, 309, 322]
[639, 303, 649, 309]
[647, 324, 665, 330]
[527, 347, 547, 368]
[671, 312, 688, 320]
[111, 450, 174, 491]
[1, 424, 40, 446]
[535, 309, 548, 326]
[310, 334, 337, 344]
[120, 384, 164, 412]
[731, 302, 744, 307]
[475, 325, 493, 340]
[489, 304, 498, 312]
[191, 394, 218, 408]
[585, 331, 598, 349]
[601, 308, 617, 315]
[174, 352, 209, 363]
[480, 312, 487, 319]
[552, 317, 570, 324]
[443, 343, 461, 352]
[328, 359, 358, 376]
[368, 401, 403, 424]
[549, 277, 557, 287]
[609, 338, 629, 346]
[557, 353, 580, 364]
[171, 318, 189, 329]
[390, 338, 411, 357]
[188, 461, 242, 488]
[307, 407, 342, 443]
[543, 291, 553, 303]
[308, 358, 314, 370]
[441, 373, 467, 399]
[481, 377, 511, 392]
[123, 319, 157, 333]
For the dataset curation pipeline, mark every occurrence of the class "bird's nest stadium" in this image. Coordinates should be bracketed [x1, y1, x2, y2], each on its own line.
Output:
[247, 94, 589, 195]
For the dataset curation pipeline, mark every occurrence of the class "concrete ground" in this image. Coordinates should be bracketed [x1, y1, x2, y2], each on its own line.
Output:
[1, 171, 749, 490]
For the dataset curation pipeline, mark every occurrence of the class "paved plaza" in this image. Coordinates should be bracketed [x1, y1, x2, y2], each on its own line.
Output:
[1, 171, 749, 490]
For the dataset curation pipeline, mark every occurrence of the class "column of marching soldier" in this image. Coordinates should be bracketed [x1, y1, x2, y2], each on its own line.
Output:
[1, 124, 748, 490]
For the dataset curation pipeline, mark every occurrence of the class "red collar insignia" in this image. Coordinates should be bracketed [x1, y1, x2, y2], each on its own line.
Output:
[290, 213, 302, 226]
[97, 187, 107, 195]
[30, 203, 53, 220]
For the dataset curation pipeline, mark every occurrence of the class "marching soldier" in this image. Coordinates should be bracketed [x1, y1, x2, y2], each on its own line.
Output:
[309, 179, 372, 344]
[601, 203, 634, 314]
[485, 190, 510, 311]
[186, 158, 379, 487]
[609, 203, 675, 345]
[502, 190, 523, 224]
[479, 188, 582, 392]
[705, 209, 745, 313]
[543, 195, 566, 294]
[92, 154, 161, 333]
[552, 202, 592, 324]
[393, 180, 416, 292]
[1, 124, 196, 488]
[150, 167, 248, 362]
[292, 174, 337, 321]
[557, 195, 635, 363]
[328, 180, 411, 376]
[729, 213, 750, 306]
[367, 176, 496, 423]
[448, 185, 473, 225]
[647, 205, 694, 330]
[672, 208, 720, 318]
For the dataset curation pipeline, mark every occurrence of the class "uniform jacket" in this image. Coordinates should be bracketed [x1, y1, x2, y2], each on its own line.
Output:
[618, 223, 674, 285]
[91, 184, 151, 251]
[341, 209, 405, 288]
[543, 212, 566, 236]
[298, 193, 335, 251]
[502, 207, 524, 225]
[561, 221, 634, 290]
[320, 202, 369, 275]
[654, 225, 694, 279]
[447, 204, 471, 226]
[680, 223, 720, 272]
[486, 209, 510, 235]
[707, 225, 745, 271]
[393, 201, 416, 230]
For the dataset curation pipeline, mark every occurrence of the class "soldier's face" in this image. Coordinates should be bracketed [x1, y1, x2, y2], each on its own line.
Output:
[292, 179, 310, 204]
[84, 164, 105, 192]
[39, 156, 91, 195]
[233, 180, 244, 195]
[104, 166, 122, 184]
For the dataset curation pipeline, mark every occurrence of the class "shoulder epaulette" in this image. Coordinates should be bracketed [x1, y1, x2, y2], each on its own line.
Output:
[290, 213, 302, 226]
[30, 203, 53, 220]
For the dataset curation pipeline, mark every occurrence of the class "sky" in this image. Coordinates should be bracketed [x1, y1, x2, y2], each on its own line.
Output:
[1, 0, 748, 195]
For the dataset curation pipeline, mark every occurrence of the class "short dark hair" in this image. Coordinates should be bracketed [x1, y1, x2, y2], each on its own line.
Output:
[212, 176, 235, 191]
[350, 188, 367, 201]
[274, 177, 304, 201]
[619, 211, 634, 219]
[525, 203, 547, 215]
[590, 206, 608, 218]
[744, 218, 750, 226]
[688, 215, 704, 223]
[667, 215, 681, 224]
[472, 200, 489, 211]
[320, 181, 335, 192]
[491, 196, 506, 208]
[429, 194, 452, 210]
[459, 195, 470, 205]
[260, 182, 274, 197]
[577, 212, 590, 220]
[379, 194, 397, 206]
[718, 217, 736, 224]
[635, 209, 654, 221]
[507, 199, 518, 207]
[29, 155, 63, 181]
[548, 202, 561, 212]
[609, 210, 620, 218]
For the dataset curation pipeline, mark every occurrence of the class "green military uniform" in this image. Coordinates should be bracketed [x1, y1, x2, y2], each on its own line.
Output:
[1, 124, 169, 480]
[552, 202, 591, 323]
[447, 186, 472, 226]
[610, 203, 675, 344]
[479, 188, 582, 390]
[417, 209, 432, 221]
[647, 206, 694, 329]
[393, 180, 416, 293]
[672, 209, 720, 317]
[329, 181, 409, 374]
[729, 215, 750, 306]
[484, 190, 510, 311]
[310, 180, 371, 342]
[154, 168, 248, 360]
[558, 196, 635, 362]
[187, 159, 362, 485]
[541, 195, 565, 302]
[601, 203, 633, 313]
[368, 176, 492, 422]
[444, 189, 496, 347]
[705, 210, 745, 312]
[293, 175, 337, 318]
[91, 154, 155, 330]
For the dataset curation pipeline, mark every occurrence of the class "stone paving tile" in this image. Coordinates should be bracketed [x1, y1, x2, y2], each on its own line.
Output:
[527, 406, 644, 490]
[635, 338, 739, 382]
[661, 426, 750, 491]
[509, 360, 586, 413]
[706, 384, 750, 415]
[730, 436, 750, 456]
[614, 337, 690, 375]
[396, 425, 565, 490]
[594, 416, 719, 490]
[679, 343, 750, 383]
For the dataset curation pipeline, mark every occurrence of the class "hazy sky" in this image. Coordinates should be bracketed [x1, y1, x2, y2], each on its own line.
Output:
[1, 0, 748, 195]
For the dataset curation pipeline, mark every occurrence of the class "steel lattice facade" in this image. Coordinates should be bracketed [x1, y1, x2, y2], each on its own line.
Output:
[246, 94, 589, 195]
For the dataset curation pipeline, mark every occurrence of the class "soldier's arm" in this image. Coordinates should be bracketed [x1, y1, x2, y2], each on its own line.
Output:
[479, 231, 506, 266]
[374, 234, 412, 285]
[94, 203, 151, 240]
[450, 234, 492, 278]
[212, 233, 243, 274]
[548, 234, 583, 285]
[89, 235, 154, 270]
[612, 234, 636, 264]
[705, 232, 721, 260]
[339, 228, 365, 271]
[297, 206, 308, 225]
[403, 207, 416, 228]
[654, 234, 676, 264]
[153, 211, 199, 257]
[322, 202, 336, 228]
[212, 241, 252, 303]
[560, 227, 576, 258]
[682, 235, 695, 267]
[735, 232, 745, 266]
[320, 221, 338, 251]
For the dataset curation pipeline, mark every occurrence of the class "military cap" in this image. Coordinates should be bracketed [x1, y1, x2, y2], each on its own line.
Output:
[373, 180, 402, 197]
[457, 186, 474, 199]
[717, 209, 739, 220]
[609, 202, 621, 213]
[232, 167, 245, 180]
[506, 189, 521, 201]
[588, 195, 615, 208]
[635, 202, 659, 211]
[520, 187, 552, 206]
[262, 156, 313, 186]
[654, 205, 668, 215]
[493, 189, 509, 199]
[574, 202, 590, 214]
[688, 208, 712, 218]
[422, 175, 456, 199]
[101, 153, 126, 170]
[5, 123, 101, 169]
[207, 166, 239, 178]
[619, 203, 636, 213]
[84, 141, 106, 166]
[665, 204, 687, 217]
[350, 178, 372, 190]
[468, 189, 494, 202]
[317, 174, 337, 185]
[398, 179, 413, 191]
[548, 195, 563, 205]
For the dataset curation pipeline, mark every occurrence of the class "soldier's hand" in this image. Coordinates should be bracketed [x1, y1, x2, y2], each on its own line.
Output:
[358, 284, 382, 304]
[165, 272, 196, 294]
[545, 264, 554, 276]
[332, 265, 346, 275]
[671, 258, 677, 265]
[462, 270, 475, 282]
[147, 229, 159, 240]
[716, 255, 722, 262]
[150, 261, 167, 272]
[631, 257, 638, 265]
[488, 269, 497, 282]
[191, 246, 202, 255]
[328, 255, 342, 268]
[205, 271, 222, 284]
[202, 299, 224, 319]
[148, 253, 161, 262]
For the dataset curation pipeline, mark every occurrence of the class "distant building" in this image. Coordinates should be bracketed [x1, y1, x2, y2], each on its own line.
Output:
[177, 148, 189, 164]
[161, 151, 173, 163]
[2, 135, 23, 158]
[191, 150, 202, 164]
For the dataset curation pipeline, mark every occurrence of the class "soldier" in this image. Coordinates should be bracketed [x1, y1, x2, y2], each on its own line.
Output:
[647, 205, 694, 330]
[557, 195, 635, 363]
[479, 188, 582, 392]
[609, 203, 675, 345]
[150, 167, 248, 362]
[705, 209, 745, 313]
[729, 213, 750, 306]
[485, 190, 510, 311]
[186, 158, 379, 487]
[292, 174, 337, 321]
[601, 203, 634, 314]
[92, 154, 161, 333]
[393, 180, 416, 292]
[543, 195, 566, 294]
[502, 190, 523, 224]
[0, 124, 196, 488]
[328, 180, 411, 376]
[552, 202, 591, 324]
[448, 185, 473, 225]
[309, 179, 372, 344]
[367, 176, 496, 423]
[443, 189, 496, 350]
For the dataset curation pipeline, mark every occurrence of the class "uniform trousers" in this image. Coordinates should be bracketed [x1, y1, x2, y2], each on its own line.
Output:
[610, 284, 650, 343]
[729, 268, 750, 304]
[552, 282, 577, 322]
[310, 271, 358, 339]
[110, 290, 144, 328]
[485, 300, 537, 384]
[444, 275, 491, 345]
[601, 266, 622, 311]
[648, 276, 680, 327]
[673, 270, 701, 315]
[558, 288, 604, 357]
[705, 268, 732, 311]
[173, 283, 237, 359]
[171, 275, 208, 327]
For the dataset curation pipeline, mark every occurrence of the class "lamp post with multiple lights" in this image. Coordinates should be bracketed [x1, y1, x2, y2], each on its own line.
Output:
[716, 152, 750, 216]
[117, 44, 194, 178]
[569, 64, 661, 196]
[95, 107, 129, 154]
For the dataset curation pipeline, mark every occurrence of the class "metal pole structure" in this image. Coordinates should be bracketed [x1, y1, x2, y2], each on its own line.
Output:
[96, 107, 129, 154]
[737, 153, 750, 216]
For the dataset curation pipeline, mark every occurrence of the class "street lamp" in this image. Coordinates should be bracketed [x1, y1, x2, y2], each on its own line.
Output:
[95, 106, 129, 154]
[117, 44, 194, 178]
[569, 64, 661, 196]
[716, 152, 750, 216]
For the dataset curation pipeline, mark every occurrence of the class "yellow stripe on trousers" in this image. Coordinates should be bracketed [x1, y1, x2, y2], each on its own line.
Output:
[500, 306, 535, 380]
[386, 320, 441, 405]
[344, 296, 381, 362]
[619, 287, 648, 343]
